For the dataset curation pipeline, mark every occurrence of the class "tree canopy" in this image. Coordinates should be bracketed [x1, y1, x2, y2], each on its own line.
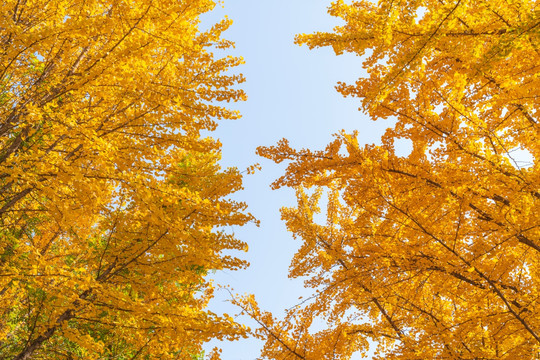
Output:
[244, 0, 540, 359]
[0, 0, 253, 359]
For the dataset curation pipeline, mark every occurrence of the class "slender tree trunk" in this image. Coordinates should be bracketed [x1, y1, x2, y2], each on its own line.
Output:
[13, 309, 74, 360]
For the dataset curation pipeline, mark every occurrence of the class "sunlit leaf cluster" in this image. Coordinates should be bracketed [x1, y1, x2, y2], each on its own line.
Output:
[251, 0, 540, 359]
[0, 0, 252, 359]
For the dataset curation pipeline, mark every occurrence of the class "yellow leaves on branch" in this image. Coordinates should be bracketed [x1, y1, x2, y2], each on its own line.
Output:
[0, 0, 253, 359]
[255, 0, 540, 359]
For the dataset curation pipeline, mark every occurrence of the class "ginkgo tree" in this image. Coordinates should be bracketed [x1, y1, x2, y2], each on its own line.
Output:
[0, 0, 254, 359]
[240, 0, 540, 359]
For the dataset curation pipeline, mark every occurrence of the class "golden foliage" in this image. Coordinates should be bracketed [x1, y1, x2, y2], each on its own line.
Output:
[0, 0, 252, 359]
[253, 0, 540, 359]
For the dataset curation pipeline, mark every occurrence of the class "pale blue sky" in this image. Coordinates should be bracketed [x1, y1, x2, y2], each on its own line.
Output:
[200, 1, 394, 359]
